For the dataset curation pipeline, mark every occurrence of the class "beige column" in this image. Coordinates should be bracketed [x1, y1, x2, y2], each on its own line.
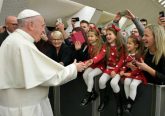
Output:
[0, 0, 4, 13]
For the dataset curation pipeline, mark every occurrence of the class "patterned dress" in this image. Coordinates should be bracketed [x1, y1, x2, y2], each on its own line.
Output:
[104, 45, 125, 75]
[122, 53, 147, 84]
[88, 44, 106, 71]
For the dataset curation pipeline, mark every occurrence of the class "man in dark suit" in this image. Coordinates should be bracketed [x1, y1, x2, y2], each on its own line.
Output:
[0, 16, 18, 46]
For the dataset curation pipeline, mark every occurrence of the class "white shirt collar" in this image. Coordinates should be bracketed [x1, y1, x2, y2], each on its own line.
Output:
[7, 30, 11, 35]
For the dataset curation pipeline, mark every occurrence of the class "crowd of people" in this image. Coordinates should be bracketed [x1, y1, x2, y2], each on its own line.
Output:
[0, 9, 165, 116]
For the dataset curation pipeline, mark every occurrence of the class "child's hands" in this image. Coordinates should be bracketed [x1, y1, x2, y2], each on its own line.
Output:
[120, 71, 131, 77]
[120, 71, 124, 76]
[123, 72, 131, 77]
[111, 71, 116, 77]
[127, 62, 137, 70]
[85, 59, 93, 68]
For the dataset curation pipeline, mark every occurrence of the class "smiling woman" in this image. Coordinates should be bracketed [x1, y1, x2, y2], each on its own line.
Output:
[136, 24, 165, 85]
[51, 31, 64, 49]
[50, 30, 73, 66]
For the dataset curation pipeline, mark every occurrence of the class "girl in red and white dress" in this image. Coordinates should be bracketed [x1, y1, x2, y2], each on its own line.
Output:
[98, 25, 126, 113]
[80, 27, 106, 106]
[120, 35, 146, 112]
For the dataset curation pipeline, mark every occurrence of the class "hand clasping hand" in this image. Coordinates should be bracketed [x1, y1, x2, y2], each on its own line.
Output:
[74, 59, 86, 72]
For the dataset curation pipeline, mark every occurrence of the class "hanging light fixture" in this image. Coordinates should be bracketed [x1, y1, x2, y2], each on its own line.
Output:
[158, 0, 165, 7]
[158, 0, 163, 2]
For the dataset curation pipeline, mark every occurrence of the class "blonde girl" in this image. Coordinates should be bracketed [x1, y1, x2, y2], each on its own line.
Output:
[80, 27, 106, 106]
[120, 35, 146, 112]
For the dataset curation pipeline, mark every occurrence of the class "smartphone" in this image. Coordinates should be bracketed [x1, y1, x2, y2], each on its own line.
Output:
[56, 18, 62, 24]
[159, 11, 164, 18]
[120, 10, 127, 16]
[71, 17, 80, 22]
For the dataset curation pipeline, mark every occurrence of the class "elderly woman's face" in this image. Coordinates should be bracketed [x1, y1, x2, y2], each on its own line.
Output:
[142, 28, 155, 50]
[51, 36, 63, 48]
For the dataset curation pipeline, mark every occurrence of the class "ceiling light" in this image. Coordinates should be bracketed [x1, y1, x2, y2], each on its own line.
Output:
[159, 0, 163, 2]
[158, 0, 165, 7]
[161, 0, 165, 5]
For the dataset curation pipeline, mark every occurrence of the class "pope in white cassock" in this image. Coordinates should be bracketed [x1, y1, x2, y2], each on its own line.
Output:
[0, 9, 85, 116]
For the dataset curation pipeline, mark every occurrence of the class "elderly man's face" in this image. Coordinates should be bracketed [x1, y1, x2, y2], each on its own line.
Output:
[32, 16, 46, 42]
[5, 16, 18, 33]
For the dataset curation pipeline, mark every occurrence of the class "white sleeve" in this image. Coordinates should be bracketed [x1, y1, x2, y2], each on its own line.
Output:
[0, 32, 78, 89]
[18, 44, 77, 89]
[41, 64, 77, 86]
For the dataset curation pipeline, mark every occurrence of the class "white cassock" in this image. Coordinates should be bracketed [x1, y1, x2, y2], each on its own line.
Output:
[0, 29, 77, 116]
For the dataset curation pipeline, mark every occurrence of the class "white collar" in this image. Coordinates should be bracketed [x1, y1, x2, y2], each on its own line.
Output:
[129, 53, 135, 56]
[7, 30, 11, 35]
[15, 29, 35, 43]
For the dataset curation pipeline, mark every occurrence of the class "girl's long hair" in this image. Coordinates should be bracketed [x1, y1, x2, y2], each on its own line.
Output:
[128, 35, 145, 59]
[88, 27, 103, 58]
[105, 26, 126, 62]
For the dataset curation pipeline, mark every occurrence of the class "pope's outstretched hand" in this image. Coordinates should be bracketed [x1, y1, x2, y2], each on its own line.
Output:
[74, 59, 86, 72]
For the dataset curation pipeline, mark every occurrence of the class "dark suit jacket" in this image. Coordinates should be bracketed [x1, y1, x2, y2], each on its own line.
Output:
[0, 30, 9, 46]
[50, 43, 73, 66]
[35, 41, 73, 66]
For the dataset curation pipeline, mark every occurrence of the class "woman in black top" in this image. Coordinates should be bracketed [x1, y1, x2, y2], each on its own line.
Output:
[50, 31, 73, 66]
[136, 25, 165, 85]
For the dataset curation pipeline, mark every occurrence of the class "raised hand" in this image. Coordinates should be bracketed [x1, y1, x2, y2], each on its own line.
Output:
[56, 23, 65, 31]
[113, 12, 122, 22]
[158, 17, 165, 27]
[125, 9, 135, 20]
[74, 41, 82, 50]
[41, 32, 48, 41]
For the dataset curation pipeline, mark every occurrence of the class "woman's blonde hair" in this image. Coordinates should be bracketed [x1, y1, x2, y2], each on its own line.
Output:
[146, 24, 165, 64]
[50, 31, 63, 40]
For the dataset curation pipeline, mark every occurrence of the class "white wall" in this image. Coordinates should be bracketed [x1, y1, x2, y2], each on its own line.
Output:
[0, 0, 28, 25]
[66, 6, 96, 33]
[0, 0, 3, 14]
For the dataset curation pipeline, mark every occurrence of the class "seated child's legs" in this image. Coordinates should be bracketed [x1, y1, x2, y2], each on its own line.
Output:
[99, 73, 110, 89]
[83, 67, 93, 85]
[129, 79, 142, 100]
[87, 68, 102, 92]
[110, 74, 121, 93]
[124, 78, 132, 99]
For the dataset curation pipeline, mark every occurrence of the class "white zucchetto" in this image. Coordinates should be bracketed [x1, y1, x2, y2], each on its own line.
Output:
[17, 9, 41, 19]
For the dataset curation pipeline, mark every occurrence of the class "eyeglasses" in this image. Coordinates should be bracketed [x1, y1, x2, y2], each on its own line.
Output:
[51, 39, 62, 41]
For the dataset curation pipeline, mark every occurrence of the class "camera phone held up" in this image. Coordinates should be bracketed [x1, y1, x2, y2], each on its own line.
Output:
[159, 11, 164, 18]
[71, 17, 80, 22]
